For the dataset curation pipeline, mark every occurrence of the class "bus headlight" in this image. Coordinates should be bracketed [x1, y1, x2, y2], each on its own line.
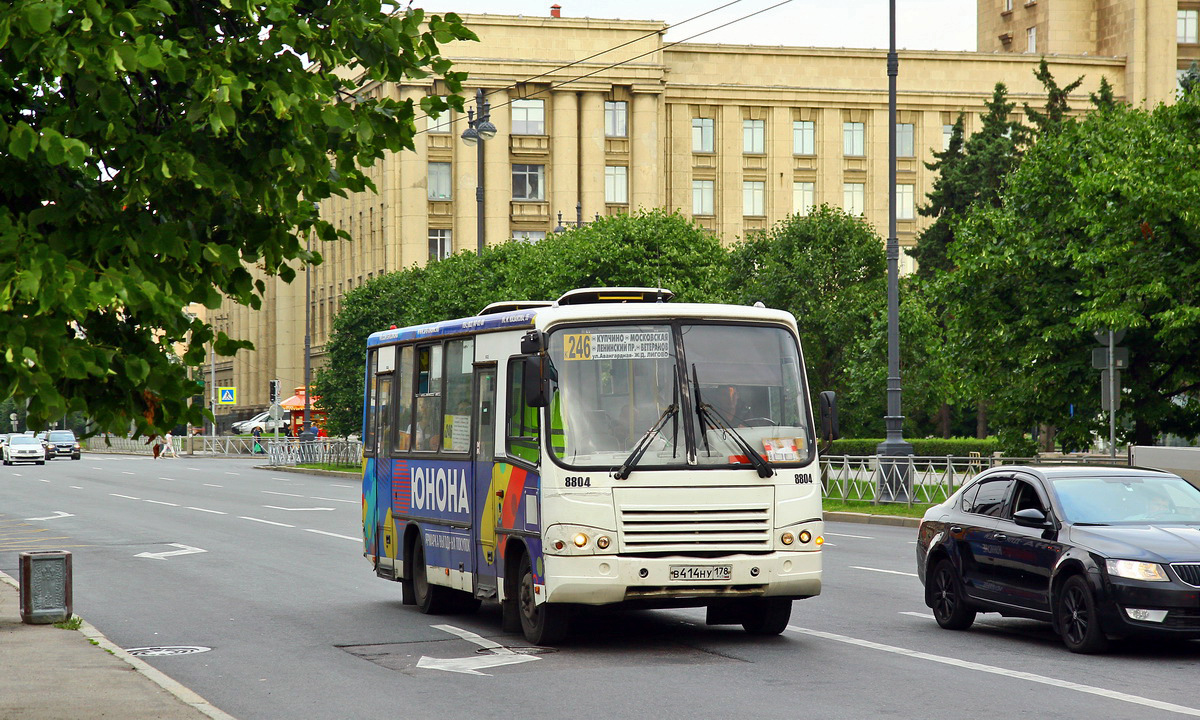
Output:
[798, 530, 812, 544]
[545, 524, 616, 556]
[781, 532, 794, 545]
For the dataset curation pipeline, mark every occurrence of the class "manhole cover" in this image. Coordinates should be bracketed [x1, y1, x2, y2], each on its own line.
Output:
[125, 645, 212, 657]
[474, 646, 557, 656]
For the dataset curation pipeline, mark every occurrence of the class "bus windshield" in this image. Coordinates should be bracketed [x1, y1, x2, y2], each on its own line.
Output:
[547, 322, 813, 469]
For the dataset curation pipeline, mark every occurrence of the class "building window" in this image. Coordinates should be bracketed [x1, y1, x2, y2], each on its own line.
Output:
[793, 120, 815, 155]
[1181, 10, 1199, 44]
[942, 124, 955, 151]
[605, 101, 627, 137]
[428, 229, 452, 260]
[793, 181, 815, 216]
[428, 162, 451, 200]
[512, 164, 545, 201]
[1026, 26, 1037, 53]
[743, 180, 765, 216]
[896, 123, 914, 157]
[743, 119, 765, 154]
[843, 182, 864, 216]
[843, 122, 865, 157]
[605, 166, 628, 204]
[692, 179, 714, 216]
[692, 118, 714, 153]
[427, 97, 452, 134]
[512, 231, 546, 244]
[511, 98, 545, 135]
[897, 184, 915, 220]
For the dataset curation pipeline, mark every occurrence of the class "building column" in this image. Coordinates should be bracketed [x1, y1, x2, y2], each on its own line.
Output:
[483, 87, 510, 248]
[631, 91, 660, 211]
[719, 104, 742, 242]
[398, 85, 428, 264]
[551, 91, 579, 224]
[579, 91, 605, 221]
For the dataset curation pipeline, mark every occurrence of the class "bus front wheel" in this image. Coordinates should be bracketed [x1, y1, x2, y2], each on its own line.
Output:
[741, 597, 792, 635]
[518, 553, 569, 645]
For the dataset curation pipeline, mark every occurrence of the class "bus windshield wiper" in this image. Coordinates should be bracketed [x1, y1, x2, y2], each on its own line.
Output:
[614, 404, 678, 480]
[692, 365, 774, 479]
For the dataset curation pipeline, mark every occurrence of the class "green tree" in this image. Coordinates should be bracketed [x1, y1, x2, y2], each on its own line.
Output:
[1023, 58, 1084, 136]
[944, 92, 1200, 448]
[0, 1, 474, 436]
[727, 205, 886, 431]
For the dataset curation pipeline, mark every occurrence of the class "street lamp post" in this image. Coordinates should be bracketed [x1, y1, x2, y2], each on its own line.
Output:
[461, 89, 497, 256]
[876, 0, 913, 501]
[304, 204, 316, 432]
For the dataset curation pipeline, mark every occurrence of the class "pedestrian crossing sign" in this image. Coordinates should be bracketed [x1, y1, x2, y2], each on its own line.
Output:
[218, 387, 237, 405]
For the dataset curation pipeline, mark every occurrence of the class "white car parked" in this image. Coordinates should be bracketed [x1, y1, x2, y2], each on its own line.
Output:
[3, 434, 46, 465]
[232, 411, 289, 434]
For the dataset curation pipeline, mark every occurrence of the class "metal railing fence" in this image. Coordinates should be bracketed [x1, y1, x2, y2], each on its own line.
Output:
[266, 439, 363, 467]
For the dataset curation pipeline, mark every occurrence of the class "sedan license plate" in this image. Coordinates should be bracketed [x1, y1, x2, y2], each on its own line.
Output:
[669, 565, 732, 582]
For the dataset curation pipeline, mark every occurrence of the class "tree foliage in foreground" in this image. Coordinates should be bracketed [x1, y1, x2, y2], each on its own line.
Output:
[0, 0, 474, 436]
[941, 90, 1200, 449]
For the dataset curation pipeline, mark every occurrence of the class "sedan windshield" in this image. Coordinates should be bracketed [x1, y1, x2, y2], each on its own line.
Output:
[1051, 475, 1200, 524]
[48, 432, 75, 442]
[9, 436, 38, 445]
[546, 322, 813, 469]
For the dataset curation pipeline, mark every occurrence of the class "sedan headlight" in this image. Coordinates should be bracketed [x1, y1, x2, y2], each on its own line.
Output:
[1105, 559, 1169, 582]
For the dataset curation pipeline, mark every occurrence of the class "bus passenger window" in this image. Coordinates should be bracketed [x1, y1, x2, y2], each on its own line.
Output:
[393, 346, 414, 453]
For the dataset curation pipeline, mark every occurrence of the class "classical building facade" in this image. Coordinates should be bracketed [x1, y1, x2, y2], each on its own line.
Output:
[207, 1, 1194, 422]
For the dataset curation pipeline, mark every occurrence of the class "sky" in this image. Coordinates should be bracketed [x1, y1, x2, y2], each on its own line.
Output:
[418, 0, 978, 52]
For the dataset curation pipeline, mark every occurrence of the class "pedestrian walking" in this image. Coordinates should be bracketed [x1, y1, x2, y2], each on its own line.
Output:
[251, 425, 265, 454]
[162, 432, 177, 458]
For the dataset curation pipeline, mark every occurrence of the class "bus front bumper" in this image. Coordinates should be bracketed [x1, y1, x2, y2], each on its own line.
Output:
[542, 551, 821, 606]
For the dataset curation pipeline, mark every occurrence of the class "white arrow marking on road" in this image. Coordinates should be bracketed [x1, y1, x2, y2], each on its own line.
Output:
[416, 624, 541, 676]
[134, 543, 207, 560]
[25, 511, 74, 521]
[262, 505, 334, 512]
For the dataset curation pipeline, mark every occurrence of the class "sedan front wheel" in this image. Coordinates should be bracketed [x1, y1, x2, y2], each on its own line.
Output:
[1056, 575, 1109, 654]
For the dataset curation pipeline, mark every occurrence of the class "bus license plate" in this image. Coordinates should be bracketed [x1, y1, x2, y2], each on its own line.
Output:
[669, 565, 732, 581]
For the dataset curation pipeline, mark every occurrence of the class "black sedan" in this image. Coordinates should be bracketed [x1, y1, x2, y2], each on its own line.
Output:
[917, 465, 1200, 653]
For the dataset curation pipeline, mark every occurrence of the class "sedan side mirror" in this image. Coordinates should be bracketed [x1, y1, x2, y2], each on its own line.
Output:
[1012, 507, 1052, 528]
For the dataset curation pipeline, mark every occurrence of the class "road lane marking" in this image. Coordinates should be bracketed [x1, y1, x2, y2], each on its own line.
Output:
[786, 625, 1200, 717]
[239, 516, 294, 528]
[263, 491, 304, 497]
[187, 467, 203, 471]
[203, 484, 223, 488]
[159, 477, 176, 481]
[24, 511, 74, 521]
[416, 624, 541, 676]
[186, 507, 227, 515]
[122, 471, 135, 475]
[91, 467, 104, 470]
[305, 529, 359, 541]
[135, 543, 207, 560]
[70, 486, 82, 489]
[110, 494, 140, 500]
[38, 479, 49, 483]
[144, 500, 179, 506]
[225, 472, 241, 476]
[851, 566, 918, 577]
[332, 484, 354, 489]
[263, 505, 334, 512]
[310, 496, 358, 504]
[826, 532, 874, 539]
[900, 611, 935, 620]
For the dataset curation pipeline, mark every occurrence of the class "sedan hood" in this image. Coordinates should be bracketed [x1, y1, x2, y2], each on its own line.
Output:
[1069, 525, 1200, 563]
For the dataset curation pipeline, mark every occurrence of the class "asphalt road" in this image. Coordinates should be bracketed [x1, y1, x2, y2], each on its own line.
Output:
[3, 455, 1199, 720]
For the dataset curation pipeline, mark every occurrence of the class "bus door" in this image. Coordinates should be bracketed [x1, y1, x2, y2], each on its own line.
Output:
[372, 373, 397, 564]
[471, 365, 500, 598]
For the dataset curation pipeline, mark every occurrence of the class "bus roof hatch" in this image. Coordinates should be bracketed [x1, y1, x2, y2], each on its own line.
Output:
[555, 287, 674, 306]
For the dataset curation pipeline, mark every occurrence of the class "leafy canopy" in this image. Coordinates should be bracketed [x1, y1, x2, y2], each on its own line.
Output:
[0, 0, 474, 436]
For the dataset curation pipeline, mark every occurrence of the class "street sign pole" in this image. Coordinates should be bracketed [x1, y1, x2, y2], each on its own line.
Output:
[1108, 331, 1116, 457]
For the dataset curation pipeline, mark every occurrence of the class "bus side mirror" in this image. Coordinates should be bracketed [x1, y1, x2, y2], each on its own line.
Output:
[524, 357, 549, 408]
[819, 391, 840, 442]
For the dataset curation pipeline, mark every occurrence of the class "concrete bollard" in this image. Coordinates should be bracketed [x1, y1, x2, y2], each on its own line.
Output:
[19, 551, 73, 624]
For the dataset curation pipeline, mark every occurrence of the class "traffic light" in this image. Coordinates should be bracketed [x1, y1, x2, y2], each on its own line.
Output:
[269, 379, 280, 403]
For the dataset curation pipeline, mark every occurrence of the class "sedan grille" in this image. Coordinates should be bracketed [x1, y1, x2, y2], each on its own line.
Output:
[1172, 563, 1200, 588]
[615, 486, 773, 554]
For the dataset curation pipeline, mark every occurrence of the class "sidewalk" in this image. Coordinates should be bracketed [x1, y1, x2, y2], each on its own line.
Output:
[0, 570, 234, 720]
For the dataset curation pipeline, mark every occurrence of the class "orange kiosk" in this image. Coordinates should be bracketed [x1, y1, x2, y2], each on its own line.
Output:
[279, 387, 326, 436]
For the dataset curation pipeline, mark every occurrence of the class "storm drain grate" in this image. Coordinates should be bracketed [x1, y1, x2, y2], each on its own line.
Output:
[125, 645, 212, 657]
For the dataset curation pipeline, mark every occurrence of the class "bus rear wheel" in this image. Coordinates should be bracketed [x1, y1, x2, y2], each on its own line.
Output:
[411, 537, 453, 614]
[518, 553, 569, 645]
[741, 597, 793, 635]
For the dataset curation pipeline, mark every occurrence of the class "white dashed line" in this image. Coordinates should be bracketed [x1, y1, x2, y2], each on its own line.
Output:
[91, 467, 104, 470]
[239, 516, 294, 528]
[186, 507, 227, 515]
[826, 532, 874, 539]
[38, 479, 50, 483]
[203, 484, 223, 488]
[332, 484, 354, 489]
[787, 625, 1200, 717]
[851, 566, 918, 577]
[159, 477, 176, 481]
[70, 486, 82, 489]
[110, 494, 140, 500]
[263, 491, 304, 497]
[900, 611, 935, 620]
[225, 472, 241, 476]
[310, 496, 357, 504]
[122, 471, 135, 475]
[305, 529, 359, 541]
[144, 500, 179, 506]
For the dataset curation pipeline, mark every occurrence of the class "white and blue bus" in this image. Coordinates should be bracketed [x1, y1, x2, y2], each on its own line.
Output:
[361, 288, 834, 644]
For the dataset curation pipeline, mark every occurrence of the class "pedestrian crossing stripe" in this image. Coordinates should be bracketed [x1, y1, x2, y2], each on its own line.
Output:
[218, 387, 237, 404]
